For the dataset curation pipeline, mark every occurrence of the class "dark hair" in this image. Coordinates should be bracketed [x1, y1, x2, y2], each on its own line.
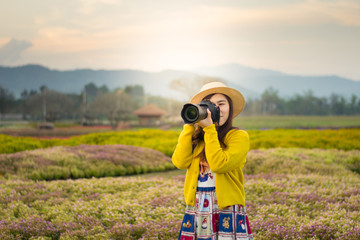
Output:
[192, 93, 238, 161]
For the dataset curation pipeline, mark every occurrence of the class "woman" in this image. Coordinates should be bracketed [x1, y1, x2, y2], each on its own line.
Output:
[172, 82, 253, 240]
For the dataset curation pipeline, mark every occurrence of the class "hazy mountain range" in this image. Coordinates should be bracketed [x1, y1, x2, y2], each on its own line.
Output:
[1, 63, 359, 101]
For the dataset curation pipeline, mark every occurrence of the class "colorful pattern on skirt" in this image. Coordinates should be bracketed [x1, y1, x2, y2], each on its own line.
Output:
[178, 170, 253, 240]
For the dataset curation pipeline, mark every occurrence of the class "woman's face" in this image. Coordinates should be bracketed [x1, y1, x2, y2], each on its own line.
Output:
[209, 93, 230, 126]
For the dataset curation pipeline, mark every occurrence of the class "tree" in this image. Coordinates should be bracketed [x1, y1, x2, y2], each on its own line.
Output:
[80, 83, 111, 125]
[24, 89, 76, 122]
[243, 97, 262, 116]
[125, 85, 145, 107]
[146, 95, 182, 117]
[20, 89, 29, 100]
[63, 93, 82, 120]
[84, 82, 98, 104]
[287, 90, 327, 115]
[329, 93, 346, 115]
[0, 86, 15, 120]
[98, 85, 110, 95]
[20, 89, 37, 119]
[260, 87, 284, 115]
[40, 85, 48, 93]
[125, 85, 144, 97]
[349, 95, 358, 115]
[39, 85, 48, 121]
[90, 90, 135, 129]
[170, 75, 221, 100]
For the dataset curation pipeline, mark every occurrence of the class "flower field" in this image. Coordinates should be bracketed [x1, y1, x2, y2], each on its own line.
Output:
[1, 128, 360, 155]
[1, 126, 360, 239]
[0, 145, 359, 239]
[0, 176, 183, 239]
[0, 144, 175, 181]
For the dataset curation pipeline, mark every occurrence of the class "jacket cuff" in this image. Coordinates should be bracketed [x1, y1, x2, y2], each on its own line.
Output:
[203, 124, 216, 132]
[183, 124, 195, 132]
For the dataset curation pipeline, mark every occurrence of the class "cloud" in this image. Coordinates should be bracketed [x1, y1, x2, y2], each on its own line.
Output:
[312, 0, 360, 26]
[0, 39, 33, 65]
[78, 0, 122, 15]
[199, 0, 360, 28]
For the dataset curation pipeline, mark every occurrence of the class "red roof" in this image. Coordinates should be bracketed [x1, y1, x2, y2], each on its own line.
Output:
[133, 104, 166, 117]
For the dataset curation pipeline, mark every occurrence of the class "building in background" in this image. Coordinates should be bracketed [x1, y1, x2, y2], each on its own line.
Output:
[132, 104, 166, 126]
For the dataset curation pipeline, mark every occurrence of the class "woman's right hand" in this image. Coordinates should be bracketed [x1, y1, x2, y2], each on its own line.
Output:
[197, 109, 213, 128]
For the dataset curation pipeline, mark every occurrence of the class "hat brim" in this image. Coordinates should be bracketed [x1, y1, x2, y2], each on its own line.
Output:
[190, 87, 245, 118]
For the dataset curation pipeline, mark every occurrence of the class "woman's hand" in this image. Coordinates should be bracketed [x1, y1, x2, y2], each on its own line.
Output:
[197, 109, 213, 128]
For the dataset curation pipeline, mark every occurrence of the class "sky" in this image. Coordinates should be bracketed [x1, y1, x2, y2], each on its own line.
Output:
[0, 0, 360, 80]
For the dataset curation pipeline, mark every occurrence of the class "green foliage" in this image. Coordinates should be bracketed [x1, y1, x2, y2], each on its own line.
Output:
[244, 87, 360, 115]
[0, 85, 15, 116]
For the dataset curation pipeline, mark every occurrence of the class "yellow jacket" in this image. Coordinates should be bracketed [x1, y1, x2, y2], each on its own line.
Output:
[172, 124, 250, 209]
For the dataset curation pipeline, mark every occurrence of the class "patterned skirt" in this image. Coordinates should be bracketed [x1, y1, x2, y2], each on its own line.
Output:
[178, 178, 253, 240]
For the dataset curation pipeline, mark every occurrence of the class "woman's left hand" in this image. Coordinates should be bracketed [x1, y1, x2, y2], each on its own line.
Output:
[197, 109, 213, 128]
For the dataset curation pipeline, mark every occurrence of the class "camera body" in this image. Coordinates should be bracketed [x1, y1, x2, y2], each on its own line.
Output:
[181, 100, 220, 124]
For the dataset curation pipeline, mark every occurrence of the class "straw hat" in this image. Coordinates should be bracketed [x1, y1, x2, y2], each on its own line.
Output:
[190, 82, 245, 118]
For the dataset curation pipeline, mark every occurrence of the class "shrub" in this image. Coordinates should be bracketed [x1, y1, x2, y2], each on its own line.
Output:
[0, 144, 173, 180]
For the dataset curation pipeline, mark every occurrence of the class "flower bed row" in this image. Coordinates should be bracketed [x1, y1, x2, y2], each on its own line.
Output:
[0, 144, 175, 181]
[0, 177, 183, 239]
[1, 128, 360, 155]
[1, 145, 359, 181]
[0, 148, 359, 239]
[245, 148, 360, 175]
[0, 129, 180, 155]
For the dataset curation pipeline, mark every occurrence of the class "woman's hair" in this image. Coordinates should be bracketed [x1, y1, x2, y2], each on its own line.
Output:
[192, 93, 238, 161]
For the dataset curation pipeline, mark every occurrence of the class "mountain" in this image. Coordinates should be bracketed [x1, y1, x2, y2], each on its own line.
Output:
[1, 64, 359, 101]
[193, 63, 360, 99]
[0, 64, 195, 100]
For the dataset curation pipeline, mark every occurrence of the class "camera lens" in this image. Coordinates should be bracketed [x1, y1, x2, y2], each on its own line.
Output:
[184, 106, 198, 122]
[181, 103, 208, 124]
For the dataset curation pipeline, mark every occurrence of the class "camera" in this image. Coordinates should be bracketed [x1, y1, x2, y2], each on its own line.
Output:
[181, 100, 220, 124]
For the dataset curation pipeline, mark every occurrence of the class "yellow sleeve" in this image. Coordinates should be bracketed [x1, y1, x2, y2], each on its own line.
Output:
[171, 124, 195, 169]
[203, 124, 249, 173]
